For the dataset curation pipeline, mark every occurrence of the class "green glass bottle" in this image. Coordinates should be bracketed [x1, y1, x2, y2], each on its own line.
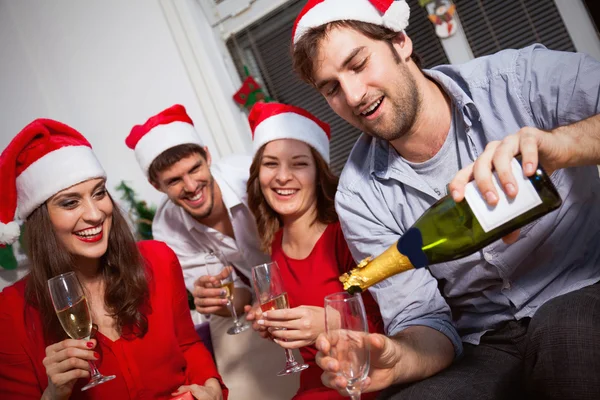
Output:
[341, 158, 562, 294]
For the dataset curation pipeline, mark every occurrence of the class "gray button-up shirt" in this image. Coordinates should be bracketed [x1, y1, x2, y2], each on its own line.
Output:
[336, 44, 600, 356]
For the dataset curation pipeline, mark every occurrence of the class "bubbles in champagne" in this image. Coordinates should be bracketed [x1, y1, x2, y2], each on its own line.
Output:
[56, 297, 92, 339]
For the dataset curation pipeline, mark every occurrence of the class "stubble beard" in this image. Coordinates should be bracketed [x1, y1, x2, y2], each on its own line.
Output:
[365, 65, 421, 142]
[186, 176, 216, 221]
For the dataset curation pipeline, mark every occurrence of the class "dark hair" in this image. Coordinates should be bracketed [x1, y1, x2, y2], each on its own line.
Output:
[292, 20, 422, 85]
[148, 143, 207, 185]
[24, 193, 149, 343]
[247, 144, 339, 254]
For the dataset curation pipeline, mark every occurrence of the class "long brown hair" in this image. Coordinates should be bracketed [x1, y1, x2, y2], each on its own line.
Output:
[247, 144, 339, 254]
[292, 20, 422, 86]
[24, 193, 149, 343]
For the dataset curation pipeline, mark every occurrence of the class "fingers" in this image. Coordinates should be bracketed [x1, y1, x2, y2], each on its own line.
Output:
[44, 339, 97, 388]
[268, 327, 313, 348]
[516, 127, 540, 176]
[261, 308, 300, 321]
[257, 318, 297, 330]
[217, 266, 233, 281]
[315, 333, 331, 355]
[320, 369, 348, 392]
[193, 283, 229, 314]
[45, 339, 96, 356]
[172, 384, 206, 399]
[194, 299, 227, 315]
[472, 141, 501, 205]
[193, 275, 220, 289]
[48, 367, 91, 388]
[490, 135, 521, 197]
[448, 163, 474, 203]
[501, 229, 521, 244]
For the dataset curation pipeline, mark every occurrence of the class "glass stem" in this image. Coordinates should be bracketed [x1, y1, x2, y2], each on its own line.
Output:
[284, 348, 297, 365]
[88, 360, 101, 379]
[347, 385, 361, 400]
[227, 299, 240, 327]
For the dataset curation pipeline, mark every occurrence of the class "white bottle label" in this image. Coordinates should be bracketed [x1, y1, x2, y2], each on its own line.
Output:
[464, 158, 542, 233]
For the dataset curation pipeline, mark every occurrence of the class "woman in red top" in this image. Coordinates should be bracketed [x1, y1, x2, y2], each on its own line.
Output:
[0, 119, 227, 400]
[245, 102, 384, 399]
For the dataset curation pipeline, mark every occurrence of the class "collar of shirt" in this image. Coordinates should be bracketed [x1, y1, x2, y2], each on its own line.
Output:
[369, 68, 480, 196]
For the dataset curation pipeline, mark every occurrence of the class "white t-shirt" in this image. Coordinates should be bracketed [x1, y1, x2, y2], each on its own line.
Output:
[152, 154, 270, 293]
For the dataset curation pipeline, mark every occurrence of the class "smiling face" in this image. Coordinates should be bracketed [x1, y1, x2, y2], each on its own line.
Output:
[258, 139, 318, 223]
[152, 150, 216, 221]
[313, 26, 421, 142]
[47, 178, 113, 263]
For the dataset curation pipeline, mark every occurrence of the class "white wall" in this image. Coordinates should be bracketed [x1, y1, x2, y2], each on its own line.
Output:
[0, 0, 224, 208]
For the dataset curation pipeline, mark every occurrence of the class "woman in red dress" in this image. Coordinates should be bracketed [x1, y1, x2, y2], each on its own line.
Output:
[245, 102, 384, 399]
[0, 119, 227, 400]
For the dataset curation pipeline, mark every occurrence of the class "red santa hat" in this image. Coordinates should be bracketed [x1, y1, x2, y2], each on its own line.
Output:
[248, 102, 331, 164]
[292, 0, 410, 45]
[126, 104, 203, 176]
[0, 119, 106, 245]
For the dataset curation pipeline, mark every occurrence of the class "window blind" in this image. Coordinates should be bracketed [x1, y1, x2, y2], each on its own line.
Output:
[227, 0, 449, 174]
[454, 0, 575, 57]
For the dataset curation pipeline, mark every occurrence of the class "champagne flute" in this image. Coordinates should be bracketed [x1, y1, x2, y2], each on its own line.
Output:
[251, 261, 309, 376]
[205, 251, 251, 335]
[47, 272, 116, 391]
[324, 292, 370, 400]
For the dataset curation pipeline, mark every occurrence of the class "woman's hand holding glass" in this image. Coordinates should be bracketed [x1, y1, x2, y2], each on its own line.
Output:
[244, 304, 271, 340]
[42, 338, 99, 400]
[257, 305, 325, 349]
[251, 262, 309, 376]
[47, 272, 115, 393]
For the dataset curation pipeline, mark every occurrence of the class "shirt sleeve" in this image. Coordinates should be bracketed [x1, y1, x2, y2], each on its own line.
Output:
[162, 244, 229, 399]
[0, 292, 43, 399]
[153, 220, 245, 292]
[336, 188, 463, 358]
[516, 44, 600, 129]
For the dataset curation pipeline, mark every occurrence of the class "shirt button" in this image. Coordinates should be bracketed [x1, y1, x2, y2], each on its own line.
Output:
[483, 252, 494, 262]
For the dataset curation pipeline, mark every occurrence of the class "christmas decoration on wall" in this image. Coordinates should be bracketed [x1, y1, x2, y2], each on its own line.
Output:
[0, 244, 18, 270]
[420, 0, 458, 39]
[115, 181, 156, 240]
[233, 66, 272, 110]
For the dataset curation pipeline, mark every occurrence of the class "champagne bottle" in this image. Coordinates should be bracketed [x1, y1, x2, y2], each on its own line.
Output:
[341, 158, 562, 295]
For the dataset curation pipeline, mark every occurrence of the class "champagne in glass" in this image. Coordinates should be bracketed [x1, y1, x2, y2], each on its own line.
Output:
[260, 292, 289, 312]
[324, 292, 370, 400]
[252, 262, 309, 376]
[48, 272, 116, 391]
[205, 251, 251, 335]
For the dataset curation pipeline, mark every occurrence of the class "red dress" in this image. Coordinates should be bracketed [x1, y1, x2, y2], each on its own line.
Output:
[0, 240, 228, 400]
[271, 222, 384, 400]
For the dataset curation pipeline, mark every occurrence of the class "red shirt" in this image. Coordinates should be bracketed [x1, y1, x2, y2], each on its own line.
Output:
[271, 222, 384, 400]
[0, 240, 228, 400]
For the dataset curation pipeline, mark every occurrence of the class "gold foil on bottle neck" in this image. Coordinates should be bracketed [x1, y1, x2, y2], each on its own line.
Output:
[340, 243, 415, 292]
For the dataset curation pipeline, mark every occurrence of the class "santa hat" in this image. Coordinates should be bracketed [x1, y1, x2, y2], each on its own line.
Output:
[126, 104, 203, 176]
[248, 102, 331, 164]
[292, 0, 410, 45]
[0, 119, 106, 245]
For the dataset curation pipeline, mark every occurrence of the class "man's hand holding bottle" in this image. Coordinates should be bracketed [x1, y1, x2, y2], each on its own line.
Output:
[448, 124, 598, 243]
